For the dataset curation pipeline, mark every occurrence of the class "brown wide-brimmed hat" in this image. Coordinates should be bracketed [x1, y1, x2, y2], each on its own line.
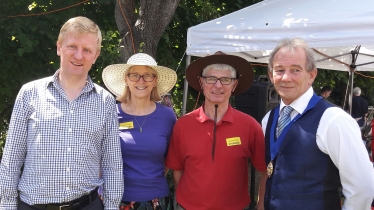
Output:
[186, 52, 254, 95]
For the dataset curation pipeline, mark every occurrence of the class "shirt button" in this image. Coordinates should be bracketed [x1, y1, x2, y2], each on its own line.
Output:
[276, 167, 280, 170]
[70, 110, 74, 114]
[68, 128, 72, 132]
[67, 148, 71, 152]
[271, 196, 275, 200]
[66, 187, 70, 191]
[66, 167, 70, 172]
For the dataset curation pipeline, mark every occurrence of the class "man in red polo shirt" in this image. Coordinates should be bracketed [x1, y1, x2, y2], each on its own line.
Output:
[166, 53, 267, 210]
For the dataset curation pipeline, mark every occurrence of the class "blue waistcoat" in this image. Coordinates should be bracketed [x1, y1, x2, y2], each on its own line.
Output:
[264, 98, 341, 210]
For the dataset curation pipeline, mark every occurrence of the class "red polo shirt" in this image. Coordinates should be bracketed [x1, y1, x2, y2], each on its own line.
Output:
[166, 105, 266, 210]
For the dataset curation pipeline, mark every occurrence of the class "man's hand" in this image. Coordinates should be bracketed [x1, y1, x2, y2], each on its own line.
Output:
[256, 171, 268, 210]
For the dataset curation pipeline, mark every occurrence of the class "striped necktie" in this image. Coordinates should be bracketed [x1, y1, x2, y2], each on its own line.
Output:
[277, 106, 294, 138]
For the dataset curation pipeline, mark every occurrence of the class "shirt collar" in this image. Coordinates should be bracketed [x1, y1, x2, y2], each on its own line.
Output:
[279, 87, 314, 115]
[45, 69, 97, 93]
[195, 104, 235, 124]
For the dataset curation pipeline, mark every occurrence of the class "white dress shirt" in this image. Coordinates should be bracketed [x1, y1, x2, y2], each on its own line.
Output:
[262, 87, 374, 210]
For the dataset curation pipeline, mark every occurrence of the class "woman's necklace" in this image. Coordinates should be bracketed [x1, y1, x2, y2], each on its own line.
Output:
[130, 105, 149, 132]
[133, 114, 147, 132]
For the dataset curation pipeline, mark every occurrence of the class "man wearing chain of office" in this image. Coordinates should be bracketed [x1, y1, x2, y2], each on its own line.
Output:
[261, 37, 374, 210]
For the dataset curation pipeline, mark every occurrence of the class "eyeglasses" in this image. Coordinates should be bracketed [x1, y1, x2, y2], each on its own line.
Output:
[201, 76, 235, 85]
[127, 73, 155, 82]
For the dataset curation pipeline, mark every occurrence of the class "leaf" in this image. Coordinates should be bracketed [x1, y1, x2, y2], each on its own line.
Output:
[29, 25, 38, 32]
[17, 48, 25, 56]
[162, 33, 170, 45]
[26, 39, 33, 48]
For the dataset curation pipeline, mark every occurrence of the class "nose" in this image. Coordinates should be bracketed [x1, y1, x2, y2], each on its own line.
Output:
[281, 71, 292, 82]
[214, 80, 223, 88]
[137, 76, 146, 82]
[74, 48, 83, 60]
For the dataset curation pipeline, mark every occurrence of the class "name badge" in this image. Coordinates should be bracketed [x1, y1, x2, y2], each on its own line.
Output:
[226, 137, 241, 146]
[119, 121, 134, 129]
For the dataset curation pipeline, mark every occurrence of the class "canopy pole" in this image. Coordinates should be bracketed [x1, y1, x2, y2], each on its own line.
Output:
[182, 55, 191, 116]
[349, 70, 354, 115]
[348, 46, 360, 115]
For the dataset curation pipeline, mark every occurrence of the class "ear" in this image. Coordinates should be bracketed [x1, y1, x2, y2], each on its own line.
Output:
[308, 69, 318, 85]
[56, 41, 61, 56]
[199, 77, 204, 90]
[92, 51, 101, 64]
[268, 71, 274, 84]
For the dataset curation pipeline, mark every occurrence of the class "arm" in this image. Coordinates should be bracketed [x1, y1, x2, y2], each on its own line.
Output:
[172, 170, 183, 189]
[253, 119, 268, 210]
[318, 109, 374, 209]
[165, 120, 185, 205]
[251, 118, 268, 210]
[101, 98, 123, 210]
[164, 108, 177, 177]
[256, 171, 267, 210]
[165, 121, 184, 183]
[0, 87, 29, 209]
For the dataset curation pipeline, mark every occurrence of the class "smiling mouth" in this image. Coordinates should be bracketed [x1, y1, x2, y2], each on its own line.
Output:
[280, 86, 293, 89]
[136, 87, 147, 90]
[71, 62, 82, 66]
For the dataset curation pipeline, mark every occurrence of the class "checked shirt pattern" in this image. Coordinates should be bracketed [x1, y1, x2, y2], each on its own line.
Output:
[0, 70, 123, 209]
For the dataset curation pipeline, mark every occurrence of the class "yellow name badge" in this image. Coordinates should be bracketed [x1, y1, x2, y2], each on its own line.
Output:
[119, 121, 134, 129]
[226, 137, 241, 146]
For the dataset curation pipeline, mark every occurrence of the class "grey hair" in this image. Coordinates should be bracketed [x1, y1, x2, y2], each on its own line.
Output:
[268, 38, 316, 72]
[353, 87, 361, 95]
[202, 64, 236, 78]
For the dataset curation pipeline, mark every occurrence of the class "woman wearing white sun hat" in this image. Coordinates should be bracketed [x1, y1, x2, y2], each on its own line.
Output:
[102, 53, 177, 210]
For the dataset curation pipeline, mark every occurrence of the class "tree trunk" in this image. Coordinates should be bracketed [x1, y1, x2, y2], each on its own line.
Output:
[115, 0, 180, 62]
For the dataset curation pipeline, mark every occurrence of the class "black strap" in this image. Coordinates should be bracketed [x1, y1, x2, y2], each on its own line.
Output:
[29, 188, 98, 210]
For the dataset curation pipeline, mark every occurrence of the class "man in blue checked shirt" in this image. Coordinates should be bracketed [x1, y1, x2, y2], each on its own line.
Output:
[0, 16, 123, 210]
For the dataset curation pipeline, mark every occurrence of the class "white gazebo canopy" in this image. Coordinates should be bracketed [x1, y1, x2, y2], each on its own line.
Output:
[182, 0, 374, 115]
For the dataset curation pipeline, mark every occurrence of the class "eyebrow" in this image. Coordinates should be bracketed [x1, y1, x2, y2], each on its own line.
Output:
[83, 46, 94, 51]
[129, 72, 152, 75]
[274, 64, 303, 69]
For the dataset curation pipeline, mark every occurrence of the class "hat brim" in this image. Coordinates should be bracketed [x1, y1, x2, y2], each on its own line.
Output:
[102, 64, 177, 97]
[186, 54, 254, 95]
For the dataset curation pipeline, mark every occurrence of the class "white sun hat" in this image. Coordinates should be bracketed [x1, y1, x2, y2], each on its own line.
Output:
[102, 53, 177, 97]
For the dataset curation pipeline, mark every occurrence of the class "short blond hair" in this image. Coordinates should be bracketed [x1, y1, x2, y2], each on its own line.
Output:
[117, 66, 161, 103]
[57, 16, 102, 52]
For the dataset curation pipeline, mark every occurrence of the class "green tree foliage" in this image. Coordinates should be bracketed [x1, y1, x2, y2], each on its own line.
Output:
[313, 69, 349, 107]
[313, 69, 374, 108]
